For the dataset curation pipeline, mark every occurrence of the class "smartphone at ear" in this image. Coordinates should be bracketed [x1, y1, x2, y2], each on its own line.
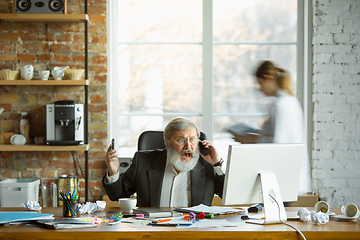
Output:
[111, 138, 115, 150]
[198, 140, 208, 156]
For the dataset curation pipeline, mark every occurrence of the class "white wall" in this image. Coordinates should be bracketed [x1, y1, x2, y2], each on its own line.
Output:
[312, 0, 360, 207]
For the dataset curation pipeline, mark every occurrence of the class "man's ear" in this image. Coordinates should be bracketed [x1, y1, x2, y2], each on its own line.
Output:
[164, 139, 169, 147]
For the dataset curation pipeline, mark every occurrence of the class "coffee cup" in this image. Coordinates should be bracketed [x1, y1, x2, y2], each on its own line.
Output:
[51, 69, 65, 80]
[20, 64, 34, 80]
[314, 201, 330, 214]
[118, 198, 137, 214]
[341, 203, 359, 218]
[38, 70, 50, 80]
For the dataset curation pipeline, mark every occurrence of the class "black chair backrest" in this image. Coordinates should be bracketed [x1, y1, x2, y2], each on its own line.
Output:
[138, 130, 165, 151]
[137, 130, 207, 151]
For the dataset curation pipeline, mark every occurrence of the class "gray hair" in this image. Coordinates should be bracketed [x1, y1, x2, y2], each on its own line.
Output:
[164, 117, 200, 141]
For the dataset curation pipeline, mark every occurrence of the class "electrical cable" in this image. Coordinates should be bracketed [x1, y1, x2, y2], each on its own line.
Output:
[71, 151, 95, 201]
[269, 194, 306, 240]
[71, 151, 79, 176]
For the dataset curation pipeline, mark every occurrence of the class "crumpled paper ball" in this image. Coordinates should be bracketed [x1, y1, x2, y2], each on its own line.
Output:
[298, 208, 312, 222]
[310, 211, 329, 225]
[77, 201, 106, 215]
[20, 200, 42, 211]
[297, 208, 329, 225]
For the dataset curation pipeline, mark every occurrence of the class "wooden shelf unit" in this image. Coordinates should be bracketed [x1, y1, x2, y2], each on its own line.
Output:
[0, 11, 90, 202]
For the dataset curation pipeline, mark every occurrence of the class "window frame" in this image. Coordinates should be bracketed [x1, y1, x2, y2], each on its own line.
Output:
[107, 0, 311, 158]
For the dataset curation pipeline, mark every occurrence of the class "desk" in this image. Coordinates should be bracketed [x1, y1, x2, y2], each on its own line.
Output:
[1, 207, 360, 240]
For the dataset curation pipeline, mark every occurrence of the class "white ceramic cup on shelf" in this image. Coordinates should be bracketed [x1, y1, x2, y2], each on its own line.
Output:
[118, 198, 137, 214]
[314, 201, 330, 214]
[51, 69, 65, 80]
[20, 64, 34, 80]
[341, 203, 359, 218]
[38, 70, 50, 80]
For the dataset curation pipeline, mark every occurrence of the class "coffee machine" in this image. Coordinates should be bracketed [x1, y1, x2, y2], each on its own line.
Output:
[46, 100, 84, 145]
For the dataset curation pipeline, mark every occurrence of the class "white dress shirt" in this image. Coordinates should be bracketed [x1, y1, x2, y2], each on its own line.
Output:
[159, 158, 191, 207]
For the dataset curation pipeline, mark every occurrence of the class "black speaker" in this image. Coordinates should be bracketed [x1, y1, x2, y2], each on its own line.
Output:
[118, 157, 132, 174]
[13, 0, 67, 14]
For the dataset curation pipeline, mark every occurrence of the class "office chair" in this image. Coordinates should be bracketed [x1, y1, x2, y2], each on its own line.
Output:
[137, 130, 207, 151]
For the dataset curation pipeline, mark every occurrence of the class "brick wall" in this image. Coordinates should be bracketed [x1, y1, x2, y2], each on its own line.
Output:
[312, 0, 360, 207]
[0, 0, 108, 202]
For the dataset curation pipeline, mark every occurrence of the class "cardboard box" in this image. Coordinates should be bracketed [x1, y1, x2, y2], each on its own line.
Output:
[288, 194, 319, 207]
[0, 132, 16, 144]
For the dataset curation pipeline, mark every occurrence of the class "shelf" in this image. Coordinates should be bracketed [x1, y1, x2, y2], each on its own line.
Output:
[0, 9, 90, 202]
[0, 80, 88, 86]
[0, 14, 88, 22]
[0, 144, 89, 152]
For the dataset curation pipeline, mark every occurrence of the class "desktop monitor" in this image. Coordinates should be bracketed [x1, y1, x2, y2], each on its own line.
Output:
[222, 143, 304, 224]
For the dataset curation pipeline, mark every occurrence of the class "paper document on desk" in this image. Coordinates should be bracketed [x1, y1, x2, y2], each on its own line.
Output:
[192, 219, 238, 228]
[0, 212, 54, 225]
[175, 204, 245, 215]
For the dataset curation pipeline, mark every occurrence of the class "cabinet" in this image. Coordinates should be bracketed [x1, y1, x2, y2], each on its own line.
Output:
[0, 11, 90, 202]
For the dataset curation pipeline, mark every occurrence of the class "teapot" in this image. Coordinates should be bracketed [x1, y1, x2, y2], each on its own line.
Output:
[20, 64, 34, 80]
[53, 66, 70, 72]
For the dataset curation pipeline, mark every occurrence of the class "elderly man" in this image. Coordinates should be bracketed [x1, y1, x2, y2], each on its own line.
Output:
[102, 117, 225, 207]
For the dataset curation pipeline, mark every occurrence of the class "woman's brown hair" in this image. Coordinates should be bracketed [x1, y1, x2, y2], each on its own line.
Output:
[255, 60, 293, 96]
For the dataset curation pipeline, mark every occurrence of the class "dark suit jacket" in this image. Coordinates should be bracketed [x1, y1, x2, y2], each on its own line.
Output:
[102, 148, 224, 207]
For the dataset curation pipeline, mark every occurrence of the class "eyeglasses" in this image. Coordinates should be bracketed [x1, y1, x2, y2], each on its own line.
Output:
[171, 137, 197, 147]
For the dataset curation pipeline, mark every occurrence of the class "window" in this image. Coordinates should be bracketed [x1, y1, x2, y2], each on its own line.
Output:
[108, 0, 301, 159]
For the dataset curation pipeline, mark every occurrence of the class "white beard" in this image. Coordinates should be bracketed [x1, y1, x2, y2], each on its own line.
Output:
[167, 145, 199, 172]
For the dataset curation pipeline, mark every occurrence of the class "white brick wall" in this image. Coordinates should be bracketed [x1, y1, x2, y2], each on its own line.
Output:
[312, 0, 360, 207]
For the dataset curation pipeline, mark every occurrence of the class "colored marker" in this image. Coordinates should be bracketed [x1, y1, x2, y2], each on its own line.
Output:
[158, 219, 172, 223]
[72, 189, 77, 199]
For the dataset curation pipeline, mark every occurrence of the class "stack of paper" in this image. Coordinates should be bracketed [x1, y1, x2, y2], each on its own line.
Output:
[175, 204, 246, 215]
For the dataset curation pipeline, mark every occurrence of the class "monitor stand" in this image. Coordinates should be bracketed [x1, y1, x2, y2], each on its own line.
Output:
[246, 172, 287, 225]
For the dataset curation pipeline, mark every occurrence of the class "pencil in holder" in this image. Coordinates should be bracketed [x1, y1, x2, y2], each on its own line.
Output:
[62, 199, 78, 217]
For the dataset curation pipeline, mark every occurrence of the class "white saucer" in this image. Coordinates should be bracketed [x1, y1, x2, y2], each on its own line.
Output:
[327, 211, 336, 216]
[10, 134, 26, 145]
[334, 215, 358, 221]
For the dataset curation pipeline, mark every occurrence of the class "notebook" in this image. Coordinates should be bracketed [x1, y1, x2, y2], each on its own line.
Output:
[35, 219, 97, 229]
[226, 123, 260, 137]
[0, 212, 54, 225]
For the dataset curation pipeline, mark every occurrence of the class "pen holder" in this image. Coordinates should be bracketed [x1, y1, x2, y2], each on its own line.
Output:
[62, 199, 78, 217]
